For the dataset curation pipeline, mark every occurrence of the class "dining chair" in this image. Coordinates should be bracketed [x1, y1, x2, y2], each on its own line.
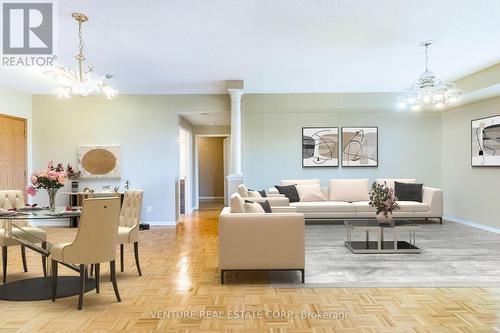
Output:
[117, 190, 144, 275]
[50, 197, 121, 310]
[0, 190, 47, 283]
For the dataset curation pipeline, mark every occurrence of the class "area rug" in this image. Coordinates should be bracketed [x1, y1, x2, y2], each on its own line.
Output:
[275, 221, 500, 288]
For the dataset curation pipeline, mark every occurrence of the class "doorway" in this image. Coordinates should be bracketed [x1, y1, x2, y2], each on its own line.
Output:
[0, 114, 27, 194]
[178, 126, 192, 222]
[194, 135, 230, 210]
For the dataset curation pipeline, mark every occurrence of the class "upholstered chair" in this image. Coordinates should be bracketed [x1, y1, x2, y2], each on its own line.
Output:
[117, 190, 144, 275]
[0, 190, 47, 283]
[50, 197, 121, 310]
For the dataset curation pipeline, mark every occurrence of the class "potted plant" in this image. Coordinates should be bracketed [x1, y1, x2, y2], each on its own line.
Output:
[369, 182, 400, 225]
[27, 161, 78, 212]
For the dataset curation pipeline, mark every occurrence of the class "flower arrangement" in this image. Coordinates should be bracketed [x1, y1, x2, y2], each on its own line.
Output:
[368, 182, 400, 223]
[27, 161, 78, 195]
[27, 161, 78, 211]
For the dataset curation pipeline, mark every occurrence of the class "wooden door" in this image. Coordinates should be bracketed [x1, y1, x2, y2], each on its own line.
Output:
[0, 114, 27, 194]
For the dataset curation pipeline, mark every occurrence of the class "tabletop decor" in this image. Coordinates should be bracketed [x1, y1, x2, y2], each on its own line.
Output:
[27, 161, 79, 212]
[369, 182, 400, 225]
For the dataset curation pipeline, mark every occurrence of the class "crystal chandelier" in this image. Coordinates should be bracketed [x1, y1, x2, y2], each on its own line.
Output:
[46, 12, 117, 99]
[399, 41, 462, 111]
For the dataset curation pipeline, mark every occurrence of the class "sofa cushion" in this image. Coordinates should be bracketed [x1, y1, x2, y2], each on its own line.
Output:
[395, 182, 423, 202]
[329, 179, 369, 202]
[237, 184, 249, 197]
[376, 179, 416, 190]
[290, 201, 355, 212]
[244, 201, 265, 213]
[296, 184, 327, 202]
[230, 193, 245, 213]
[397, 201, 429, 212]
[281, 179, 320, 186]
[274, 185, 300, 203]
[352, 201, 376, 212]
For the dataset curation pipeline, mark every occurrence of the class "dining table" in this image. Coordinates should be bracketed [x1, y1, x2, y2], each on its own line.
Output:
[0, 207, 96, 301]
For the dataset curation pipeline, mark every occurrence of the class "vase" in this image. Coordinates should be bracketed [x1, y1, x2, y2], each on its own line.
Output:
[47, 188, 58, 212]
[376, 211, 393, 225]
[71, 180, 79, 193]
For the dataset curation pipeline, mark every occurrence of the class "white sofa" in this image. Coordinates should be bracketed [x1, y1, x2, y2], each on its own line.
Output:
[270, 178, 443, 223]
[219, 193, 305, 284]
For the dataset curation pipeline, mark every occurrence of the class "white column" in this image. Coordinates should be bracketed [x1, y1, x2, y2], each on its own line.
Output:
[227, 88, 244, 197]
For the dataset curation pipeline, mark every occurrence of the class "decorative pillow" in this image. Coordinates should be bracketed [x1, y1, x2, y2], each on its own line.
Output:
[237, 184, 249, 197]
[244, 201, 266, 213]
[274, 185, 300, 203]
[296, 184, 327, 202]
[244, 199, 272, 212]
[247, 190, 262, 198]
[230, 193, 245, 213]
[258, 200, 272, 213]
[258, 190, 267, 197]
[394, 182, 423, 202]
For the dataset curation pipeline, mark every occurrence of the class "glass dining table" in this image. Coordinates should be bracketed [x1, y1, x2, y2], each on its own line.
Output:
[0, 208, 96, 301]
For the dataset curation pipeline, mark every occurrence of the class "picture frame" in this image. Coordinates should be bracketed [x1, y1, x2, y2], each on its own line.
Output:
[341, 127, 378, 167]
[301, 127, 339, 167]
[471, 115, 500, 167]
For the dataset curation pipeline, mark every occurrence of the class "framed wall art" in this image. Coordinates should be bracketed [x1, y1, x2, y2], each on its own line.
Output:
[302, 127, 339, 167]
[77, 145, 121, 178]
[472, 115, 500, 167]
[341, 127, 378, 167]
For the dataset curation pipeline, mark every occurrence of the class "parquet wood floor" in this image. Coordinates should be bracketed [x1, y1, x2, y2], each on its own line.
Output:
[1, 201, 500, 332]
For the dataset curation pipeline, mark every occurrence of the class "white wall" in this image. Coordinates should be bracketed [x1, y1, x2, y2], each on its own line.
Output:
[32, 94, 228, 224]
[0, 85, 33, 180]
[242, 94, 442, 190]
[442, 96, 500, 228]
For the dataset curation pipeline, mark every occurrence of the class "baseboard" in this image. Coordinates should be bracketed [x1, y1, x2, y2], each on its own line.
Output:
[146, 221, 176, 226]
[444, 215, 500, 235]
[199, 196, 224, 200]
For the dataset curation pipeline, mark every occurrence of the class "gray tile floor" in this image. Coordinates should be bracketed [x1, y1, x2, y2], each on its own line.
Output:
[298, 221, 500, 287]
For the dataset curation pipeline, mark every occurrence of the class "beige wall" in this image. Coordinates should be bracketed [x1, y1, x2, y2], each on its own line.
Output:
[242, 93, 443, 190]
[442, 96, 500, 228]
[198, 137, 225, 198]
[32, 94, 228, 224]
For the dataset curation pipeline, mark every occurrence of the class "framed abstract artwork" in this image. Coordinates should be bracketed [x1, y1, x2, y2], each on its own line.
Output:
[302, 127, 339, 167]
[341, 127, 378, 167]
[472, 115, 500, 167]
[77, 145, 121, 178]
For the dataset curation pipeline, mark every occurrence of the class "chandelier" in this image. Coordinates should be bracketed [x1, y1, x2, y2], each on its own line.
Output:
[399, 41, 462, 111]
[46, 12, 117, 99]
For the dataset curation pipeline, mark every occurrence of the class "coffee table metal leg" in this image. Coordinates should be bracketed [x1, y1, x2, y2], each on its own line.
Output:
[394, 229, 398, 250]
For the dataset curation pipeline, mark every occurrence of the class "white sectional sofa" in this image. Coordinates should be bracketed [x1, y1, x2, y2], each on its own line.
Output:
[270, 178, 443, 223]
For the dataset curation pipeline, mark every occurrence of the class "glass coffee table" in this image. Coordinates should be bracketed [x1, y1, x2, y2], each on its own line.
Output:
[0, 208, 96, 301]
[344, 219, 421, 254]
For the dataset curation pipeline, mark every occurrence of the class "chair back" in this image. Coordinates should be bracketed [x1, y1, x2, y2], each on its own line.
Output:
[119, 190, 143, 228]
[63, 197, 121, 264]
[0, 190, 27, 227]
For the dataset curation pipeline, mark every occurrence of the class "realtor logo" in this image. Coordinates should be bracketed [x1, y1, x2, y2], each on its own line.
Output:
[2, 2, 53, 54]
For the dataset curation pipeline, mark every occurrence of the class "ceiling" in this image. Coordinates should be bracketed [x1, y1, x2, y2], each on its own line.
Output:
[1, 0, 500, 94]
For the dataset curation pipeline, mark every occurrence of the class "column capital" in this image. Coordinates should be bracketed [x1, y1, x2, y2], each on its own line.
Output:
[228, 88, 244, 101]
